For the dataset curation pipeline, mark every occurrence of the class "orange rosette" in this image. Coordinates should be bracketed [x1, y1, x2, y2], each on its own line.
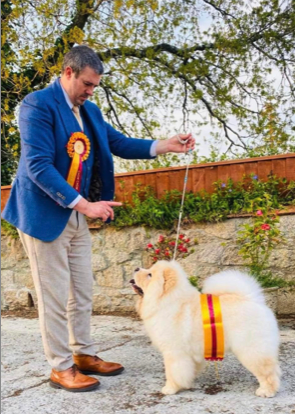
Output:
[66, 132, 91, 191]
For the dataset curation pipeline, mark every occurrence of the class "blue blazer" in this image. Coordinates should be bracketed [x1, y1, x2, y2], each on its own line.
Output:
[2, 79, 154, 241]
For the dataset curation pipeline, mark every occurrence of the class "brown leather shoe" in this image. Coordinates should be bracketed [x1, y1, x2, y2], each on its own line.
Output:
[49, 364, 100, 392]
[73, 354, 124, 376]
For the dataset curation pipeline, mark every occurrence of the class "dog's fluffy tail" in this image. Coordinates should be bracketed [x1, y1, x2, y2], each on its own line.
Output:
[202, 270, 265, 304]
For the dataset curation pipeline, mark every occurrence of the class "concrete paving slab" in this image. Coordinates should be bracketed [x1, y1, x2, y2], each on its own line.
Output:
[1, 315, 295, 414]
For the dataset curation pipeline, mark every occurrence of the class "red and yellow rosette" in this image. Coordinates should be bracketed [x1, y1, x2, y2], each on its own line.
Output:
[66, 132, 91, 192]
[200, 294, 224, 361]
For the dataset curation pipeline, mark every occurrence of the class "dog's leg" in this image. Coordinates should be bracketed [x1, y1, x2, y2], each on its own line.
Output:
[162, 353, 196, 395]
[236, 354, 281, 398]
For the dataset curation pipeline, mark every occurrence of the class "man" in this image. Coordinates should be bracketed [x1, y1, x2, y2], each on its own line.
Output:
[2, 45, 195, 392]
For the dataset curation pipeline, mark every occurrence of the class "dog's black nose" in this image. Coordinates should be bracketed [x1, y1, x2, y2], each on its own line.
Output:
[129, 279, 135, 284]
[134, 268, 140, 272]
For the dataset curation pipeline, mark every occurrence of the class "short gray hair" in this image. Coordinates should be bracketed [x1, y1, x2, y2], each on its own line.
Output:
[61, 45, 104, 76]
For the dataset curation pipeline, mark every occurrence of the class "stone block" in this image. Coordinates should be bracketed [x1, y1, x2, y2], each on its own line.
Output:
[13, 272, 34, 290]
[221, 245, 246, 266]
[129, 228, 147, 252]
[3, 290, 18, 308]
[268, 249, 294, 269]
[1, 270, 14, 287]
[92, 253, 108, 272]
[91, 231, 105, 252]
[195, 244, 224, 265]
[203, 220, 237, 240]
[96, 265, 125, 288]
[277, 288, 295, 316]
[3, 289, 34, 309]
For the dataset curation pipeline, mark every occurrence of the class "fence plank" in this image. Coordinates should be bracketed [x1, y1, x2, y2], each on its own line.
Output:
[228, 163, 245, 183]
[257, 160, 273, 181]
[272, 159, 286, 178]
[114, 178, 126, 202]
[122, 176, 134, 203]
[192, 169, 206, 193]
[244, 162, 258, 177]
[217, 165, 231, 184]
[205, 166, 218, 193]
[145, 173, 157, 194]
[156, 171, 170, 198]
[285, 158, 295, 181]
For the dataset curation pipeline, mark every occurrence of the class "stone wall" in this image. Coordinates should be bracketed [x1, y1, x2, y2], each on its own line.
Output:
[1, 215, 295, 315]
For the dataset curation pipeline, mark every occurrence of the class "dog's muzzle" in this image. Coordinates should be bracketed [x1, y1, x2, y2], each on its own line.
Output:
[129, 279, 144, 297]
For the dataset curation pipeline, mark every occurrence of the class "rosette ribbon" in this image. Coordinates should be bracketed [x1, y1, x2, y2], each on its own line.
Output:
[200, 294, 224, 361]
[66, 132, 91, 192]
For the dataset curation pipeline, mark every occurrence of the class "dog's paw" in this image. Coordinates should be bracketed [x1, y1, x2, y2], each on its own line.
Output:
[255, 387, 276, 398]
[161, 385, 178, 395]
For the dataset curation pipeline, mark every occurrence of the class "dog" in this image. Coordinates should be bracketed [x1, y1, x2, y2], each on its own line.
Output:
[130, 260, 281, 397]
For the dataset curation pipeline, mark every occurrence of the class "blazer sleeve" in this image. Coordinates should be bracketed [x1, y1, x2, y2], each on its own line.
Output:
[19, 93, 80, 208]
[105, 122, 156, 160]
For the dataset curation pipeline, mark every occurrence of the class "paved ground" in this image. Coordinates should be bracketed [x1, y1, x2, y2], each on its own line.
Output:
[1, 314, 295, 414]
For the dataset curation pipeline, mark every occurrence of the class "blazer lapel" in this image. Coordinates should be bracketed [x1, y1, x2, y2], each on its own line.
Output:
[52, 78, 81, 139]
[81, 102, 107, 151]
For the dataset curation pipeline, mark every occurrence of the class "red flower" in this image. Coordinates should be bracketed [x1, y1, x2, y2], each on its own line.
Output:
[256, 210, 263, 216]
[179, 234, 185, 239]
[155, 249, 160, 254]
[169, 241, 176, 246]
[182, 247, 188, 253]
[261, 224, 270, 231]
[159, 235, 165, 243]
[147, 243, 153, 249]
[185, 238, 190, 243]
[153, 257, 158, 261]
[178, 244, 184, 250]
[165, 251, 170, 256]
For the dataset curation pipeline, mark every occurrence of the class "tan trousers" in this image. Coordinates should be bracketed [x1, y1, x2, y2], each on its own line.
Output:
[18, 211, 97, 371]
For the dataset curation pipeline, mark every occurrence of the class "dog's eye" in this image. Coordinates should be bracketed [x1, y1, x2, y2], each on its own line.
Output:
[147, 273, 152, 278]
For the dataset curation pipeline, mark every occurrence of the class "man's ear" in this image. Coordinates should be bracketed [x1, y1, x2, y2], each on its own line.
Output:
[162, 267, 177, 295]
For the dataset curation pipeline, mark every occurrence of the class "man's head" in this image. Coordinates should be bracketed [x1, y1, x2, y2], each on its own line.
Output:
[60, 45, 104, 106]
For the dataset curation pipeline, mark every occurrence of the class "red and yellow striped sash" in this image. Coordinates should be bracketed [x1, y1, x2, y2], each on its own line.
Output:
[200, 294, 224, 361]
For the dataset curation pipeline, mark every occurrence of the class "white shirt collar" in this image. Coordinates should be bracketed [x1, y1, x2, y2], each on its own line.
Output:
[60, 79, 75, 110]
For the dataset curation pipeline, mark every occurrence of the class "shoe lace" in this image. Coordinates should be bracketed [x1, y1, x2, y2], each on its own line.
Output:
[70, 364, 79, 377]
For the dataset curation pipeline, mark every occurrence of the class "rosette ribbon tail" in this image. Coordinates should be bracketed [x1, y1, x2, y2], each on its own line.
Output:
[67, 152, 83, 192]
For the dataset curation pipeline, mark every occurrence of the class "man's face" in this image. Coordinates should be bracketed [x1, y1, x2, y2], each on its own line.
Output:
[63, 66, 102, 106]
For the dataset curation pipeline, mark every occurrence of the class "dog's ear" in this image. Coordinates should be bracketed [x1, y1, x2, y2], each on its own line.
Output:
[162, 267, 178, 295]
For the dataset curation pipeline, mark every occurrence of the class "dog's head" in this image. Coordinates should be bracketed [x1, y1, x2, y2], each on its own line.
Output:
[129, 260, 181, 301]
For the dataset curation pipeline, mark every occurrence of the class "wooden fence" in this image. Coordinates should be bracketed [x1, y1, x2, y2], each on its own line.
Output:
[114, 153, 295, 203]
[1, 153, 295, 211]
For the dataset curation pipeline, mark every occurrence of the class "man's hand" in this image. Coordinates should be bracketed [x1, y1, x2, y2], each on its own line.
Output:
[74, 198, 122, 221]
[155, 133, 195, 155]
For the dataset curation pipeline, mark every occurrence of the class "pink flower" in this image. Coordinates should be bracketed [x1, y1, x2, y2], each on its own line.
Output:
[147, 243, 153, 249]
[179, 234, 185, 239]
[159, 235, 165, 243]
[155, 249, 160, 254]
[185, 238, 190, 243]
[261, 224, 270, 231]
[256, 210, 263, 216]
[169, 241, 176, 246]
